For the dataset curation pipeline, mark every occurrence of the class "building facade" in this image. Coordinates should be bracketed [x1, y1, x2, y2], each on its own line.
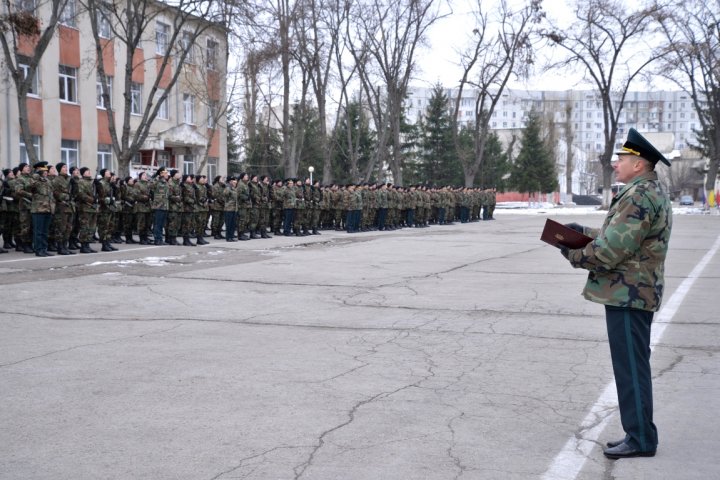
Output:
[1, 0, 228, 178]
[406, 86, 707, 197]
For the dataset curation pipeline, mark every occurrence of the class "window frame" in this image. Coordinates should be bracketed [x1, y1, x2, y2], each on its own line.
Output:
[97, 144, 113, 170]
[60, 139, 79, 168]
[59, 65, 78, 103]
[156, 21, 170, 55]
[130, 82, 143, 115]
[183, 93, 195, 124]
[19, 135, 42, 163]
[59, 0, 77, 27]
[96, 75, 113, 109]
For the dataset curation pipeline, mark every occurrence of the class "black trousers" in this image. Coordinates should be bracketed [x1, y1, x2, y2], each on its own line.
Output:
[605, 305, 658, 452]
[31, 212, 52, 253]
[153, 210, 168, 242]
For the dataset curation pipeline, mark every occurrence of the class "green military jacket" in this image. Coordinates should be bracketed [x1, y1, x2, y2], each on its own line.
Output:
[134, 179, 152, 213]
[30, 174, 56, 214]
[181, 182, 196, 212]
[210, 182, 225, 210]
[224, 184, 239, 212]
[75, 177, 97, 213]
[52, 174, 73, 214]
[566, 171, 672, 312]
[196, 184, 209, 213]
[168, 180, 182, 212]
[237, 181, 251, 209]
[151, 178, 170, 210]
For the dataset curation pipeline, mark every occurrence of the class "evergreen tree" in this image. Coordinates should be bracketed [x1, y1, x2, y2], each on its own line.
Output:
[244, 124, 282, 178]
[510, 110, 558, 194]
[416, 84, 463, 186]
[330, 101, 376, 184]
[481, 132, 511, 190]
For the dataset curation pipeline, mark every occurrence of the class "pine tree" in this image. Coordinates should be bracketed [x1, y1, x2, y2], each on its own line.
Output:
[510, 110, 558, 194]
[481, 132, 510, 190]
[417, 84, 463, 186]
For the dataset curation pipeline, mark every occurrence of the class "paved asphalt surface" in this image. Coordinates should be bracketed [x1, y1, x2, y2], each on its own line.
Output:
[1, 212, 718, 480]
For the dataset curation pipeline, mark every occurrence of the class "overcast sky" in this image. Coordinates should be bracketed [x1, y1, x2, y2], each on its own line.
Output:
[412, 0, 673, 92]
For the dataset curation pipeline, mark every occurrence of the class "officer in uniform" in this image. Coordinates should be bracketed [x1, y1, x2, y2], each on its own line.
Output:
[561, 128, 672, 459]
[51, 162, 75, 255]
[150, 167, 170, 245]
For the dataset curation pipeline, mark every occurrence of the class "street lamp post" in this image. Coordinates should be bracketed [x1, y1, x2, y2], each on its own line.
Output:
[308, 166, 314, 184]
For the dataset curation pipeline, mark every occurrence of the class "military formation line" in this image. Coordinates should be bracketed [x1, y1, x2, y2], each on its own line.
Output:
[0, 161, 497, 257]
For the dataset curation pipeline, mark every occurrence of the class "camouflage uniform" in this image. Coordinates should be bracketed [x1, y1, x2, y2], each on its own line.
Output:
[75, 176, 98, 251]
[248, 180, 262, 237]
[133, 177, 153, 244]
[51, 173, 75, 253]
[13, 172, 34, 251]
[181, 180, 197, 245]
[167, 178, 182, 244]
[210, 180, 226, 239]
[258, 180, 272, 238]
[236, 179, 251, 240]
[223, 181, 239, 241]
[29, 173, 56, 255]
[96, 178, 115, 244]
[150, 176, 170, 244]
[564, 169, 672, 456]
[195, 182, 210, 244]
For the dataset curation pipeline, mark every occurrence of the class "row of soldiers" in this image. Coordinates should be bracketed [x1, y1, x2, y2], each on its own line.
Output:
[0, 162, 496, 256]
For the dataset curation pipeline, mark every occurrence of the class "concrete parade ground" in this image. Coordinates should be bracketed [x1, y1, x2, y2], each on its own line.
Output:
[1, 211, 719, 480]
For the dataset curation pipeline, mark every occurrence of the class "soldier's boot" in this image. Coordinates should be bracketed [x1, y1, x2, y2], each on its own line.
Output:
[93, 233, 100, 242]
[23, 243, 35, 254]
[154, 238, 166, 246]
[101, 241, 114, 252]
[3, 240, 12, 250]
[57, 242, 71, 255]
[260, 230, 270, 239]
[238, 232, 249, 241]
[80, 242, 95, 253]
[294, 228, 302, 237]
[196, 236, 209, 245]
[63, 241, 76, 255]
[125, 235, 137, 244]
[47, 241, 58, 252]
[312, 228, 320, 235]
[301, 228, 310, 236]
[111, 234, 123, 244]
[138, 235, 148, 245]
[250, 231, 260, 239]
[183, 236, 196, 247]
[69, 238, 81, 250]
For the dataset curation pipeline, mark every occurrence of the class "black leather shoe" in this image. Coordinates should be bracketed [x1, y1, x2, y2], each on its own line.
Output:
[606, 438, 626, 448]
[603, 442, 656, 459]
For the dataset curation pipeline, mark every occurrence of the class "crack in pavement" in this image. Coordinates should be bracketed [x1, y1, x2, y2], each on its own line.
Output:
[208, 445, 312, 480]
[0, 324, 183, 368]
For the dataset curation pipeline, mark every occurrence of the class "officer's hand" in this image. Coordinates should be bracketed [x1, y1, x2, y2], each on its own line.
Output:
[560, 246, 570, 259]
[564, 222, 584, 234]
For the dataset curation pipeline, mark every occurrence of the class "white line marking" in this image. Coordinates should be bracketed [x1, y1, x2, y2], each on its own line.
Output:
[542, 233, 720, 480]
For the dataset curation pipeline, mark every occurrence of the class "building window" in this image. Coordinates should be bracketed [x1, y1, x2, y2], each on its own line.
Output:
[97, 144, 113, 170]
[59, 0, 76, 27]
[182, 31, 194, 63]
[131, 82, 143, 115]
[157, 151, 170, 168]
[206, 157, 218, 179]
[183, 93, 195, 124]
[183, 155, 195, 174]
[59, 65, 77, 103]
[61, 140, 79, 168]
[207, 100, 217, 128]
[156, 21, 170, 55]
[19, 135, 41, 163]
[96, 75, 112, 109]
[206, 38, 218, 70]
[157, 89, 169, 119]
[18, 56, 39, 96]
[96, 3, 112, 38]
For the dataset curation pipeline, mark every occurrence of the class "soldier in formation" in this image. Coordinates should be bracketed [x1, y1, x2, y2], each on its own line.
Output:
[1, 163, 498, 256]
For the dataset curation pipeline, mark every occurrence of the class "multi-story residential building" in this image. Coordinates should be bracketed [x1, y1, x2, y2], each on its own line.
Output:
[406, 86, 706, 197]
[1, 0, 228, 179]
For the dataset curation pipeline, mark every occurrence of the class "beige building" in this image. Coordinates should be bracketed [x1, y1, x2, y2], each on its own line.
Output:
[1, 0, 228, 178]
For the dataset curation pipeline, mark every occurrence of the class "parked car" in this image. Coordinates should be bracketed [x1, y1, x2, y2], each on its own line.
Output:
[679, 195, 694, 206]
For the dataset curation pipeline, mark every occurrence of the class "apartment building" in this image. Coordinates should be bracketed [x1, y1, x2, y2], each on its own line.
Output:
[406, 86, 705, 196]
[1, 0, 228, 178]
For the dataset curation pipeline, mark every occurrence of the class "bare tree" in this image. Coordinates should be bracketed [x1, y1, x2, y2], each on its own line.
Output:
[451, 0, 541, 187]
[348, 0, 443, 185]
[656, 0, 720, 197]
[83, 0, 224, 177]
[543, 0, 666, 208]
[1, 0, 70, 164]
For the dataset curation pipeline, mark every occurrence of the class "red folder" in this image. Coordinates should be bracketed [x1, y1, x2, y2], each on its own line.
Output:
[541, 218, 593, 249]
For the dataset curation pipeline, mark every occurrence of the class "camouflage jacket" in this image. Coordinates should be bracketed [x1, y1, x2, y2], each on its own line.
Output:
[75, 177, 97, 213]
[52, 174, 74, 213]
[151, 179, 170, 211]
[565, 171, 672, 312]
[30, 175, 56, 214]
[134, 180, 152, 213]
